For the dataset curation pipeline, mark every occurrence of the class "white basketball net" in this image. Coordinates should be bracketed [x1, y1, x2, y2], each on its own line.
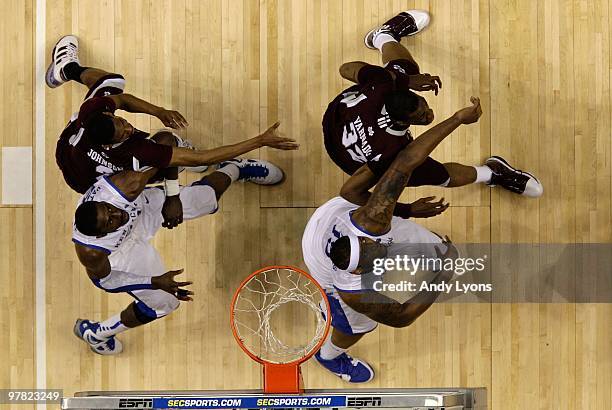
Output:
[232, 267, 329, 364]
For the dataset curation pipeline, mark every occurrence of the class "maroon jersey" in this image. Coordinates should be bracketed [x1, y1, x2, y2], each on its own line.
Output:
[323, 61, 419, 176]
[55, 96, 173, 193]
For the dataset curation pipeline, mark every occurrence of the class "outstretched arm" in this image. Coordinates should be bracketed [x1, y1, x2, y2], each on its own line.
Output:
[166, 122, 299, 167]
[351, 97, 482, 234]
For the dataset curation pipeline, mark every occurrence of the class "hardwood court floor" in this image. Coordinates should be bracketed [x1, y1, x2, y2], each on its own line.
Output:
[1, 1, 610, 409]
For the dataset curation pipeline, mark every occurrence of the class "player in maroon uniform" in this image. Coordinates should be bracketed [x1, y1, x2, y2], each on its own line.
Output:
[47, 35, 298, 228]
[324, 10, 543, 212]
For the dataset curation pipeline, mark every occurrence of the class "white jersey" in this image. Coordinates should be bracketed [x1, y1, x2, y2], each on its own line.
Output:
[73, 175, 218, 280]
[302, 196, 443, 293]
[72, 176, 145, 254]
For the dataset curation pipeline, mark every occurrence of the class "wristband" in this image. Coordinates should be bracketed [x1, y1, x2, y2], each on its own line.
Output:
[164, 179, 180, 196]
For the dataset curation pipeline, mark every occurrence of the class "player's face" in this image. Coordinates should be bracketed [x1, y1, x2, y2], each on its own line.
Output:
[95, 202, 130, 235]
[110, 115, 135, 144]
[404, 96, 434, 126]
[353, 237, 388, 275]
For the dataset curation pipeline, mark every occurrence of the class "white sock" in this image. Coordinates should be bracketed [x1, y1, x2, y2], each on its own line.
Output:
[96, 313, 129, 338]
[216, 163, 240, 182]
[373, 33, 397, 51]
[474, 165, 493, 184]
[319, 338, 347, 360]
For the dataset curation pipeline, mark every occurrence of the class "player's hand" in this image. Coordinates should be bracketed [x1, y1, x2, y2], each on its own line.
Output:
[408, 196, 449, 218]
[152, 269, 194, 301]
[453, 96, 482, 124]
[162, 194, 183, 229]
[405, 73, 442, 95]
[257, 122, 300, 150]
[156, 108, 189, 129]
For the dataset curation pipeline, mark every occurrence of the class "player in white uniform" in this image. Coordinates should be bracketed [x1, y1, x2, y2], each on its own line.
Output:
[303, 96, 483, 382]
[72, 158, 284, 355]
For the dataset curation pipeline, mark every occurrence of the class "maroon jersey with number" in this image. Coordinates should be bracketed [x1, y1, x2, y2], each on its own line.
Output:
[55, 96, 173, 194]
[323, 62, 420, 176]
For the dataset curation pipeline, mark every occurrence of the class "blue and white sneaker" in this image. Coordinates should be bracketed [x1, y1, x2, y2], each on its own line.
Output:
[73, 319, 123, 356]
[314, 352, 375, 383]
[217, 159, 285, 185]
[45, 35, 80, 88]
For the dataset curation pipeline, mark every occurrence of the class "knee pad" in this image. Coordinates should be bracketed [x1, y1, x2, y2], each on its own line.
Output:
[134, 295, 180, 323]
[133, 301, 158, 324]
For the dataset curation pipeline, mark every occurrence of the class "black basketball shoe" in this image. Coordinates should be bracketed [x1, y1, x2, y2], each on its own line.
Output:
[364, 10, 431, 50]
[485, 156, 543, 198]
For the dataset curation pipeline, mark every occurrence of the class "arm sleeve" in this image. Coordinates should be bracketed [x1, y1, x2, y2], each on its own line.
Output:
[77, 97, 117, 125]
[92, 269, 153, 293]
[357, 64, 394, 85]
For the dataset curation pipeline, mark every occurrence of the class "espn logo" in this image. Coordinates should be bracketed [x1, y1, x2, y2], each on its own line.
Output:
[347, 396, 382, 407]
[118, 399, 153, 408]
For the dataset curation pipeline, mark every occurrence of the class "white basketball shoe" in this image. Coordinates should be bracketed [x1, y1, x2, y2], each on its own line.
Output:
[217, 159, 285, 185]
[73, 319, 123, 355]
[45, 35, 80, 88]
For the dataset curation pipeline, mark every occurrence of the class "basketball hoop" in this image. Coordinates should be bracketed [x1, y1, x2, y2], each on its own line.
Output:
[230, 266, 331, 394]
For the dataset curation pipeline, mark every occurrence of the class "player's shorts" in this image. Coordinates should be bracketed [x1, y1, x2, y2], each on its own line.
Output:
[322, 125, 450, 186]
[107, 182, 218, 319]
[322, 288, 378, 335]
[403, 155, 450, 186]
[383, 58, 421, 76]
[84, 73, 126, 101]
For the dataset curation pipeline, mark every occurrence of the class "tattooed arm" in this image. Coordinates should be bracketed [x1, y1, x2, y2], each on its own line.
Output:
[350, 97, 482, 234]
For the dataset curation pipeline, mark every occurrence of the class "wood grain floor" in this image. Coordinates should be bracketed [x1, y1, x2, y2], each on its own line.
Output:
[0, 1, 610, 409]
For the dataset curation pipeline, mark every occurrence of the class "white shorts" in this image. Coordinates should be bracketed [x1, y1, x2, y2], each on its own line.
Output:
[108, 182, 218, 318]
[323, 288, 378, 335]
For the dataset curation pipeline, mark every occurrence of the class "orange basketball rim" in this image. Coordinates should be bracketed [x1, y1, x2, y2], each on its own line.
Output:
[230, 265, 331, 394]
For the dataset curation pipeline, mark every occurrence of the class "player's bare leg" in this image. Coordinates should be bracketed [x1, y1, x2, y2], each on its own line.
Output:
[443, 162, 478, 187]
[331, 328, 365, 349]
[194, 171, 232, 200]
[380, 42, 419, 67]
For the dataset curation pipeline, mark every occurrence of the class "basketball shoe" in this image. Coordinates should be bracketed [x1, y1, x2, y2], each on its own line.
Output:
[365, 10, 431, 49]
[217, 159, 285, 185]
[314, 351, 375, 383]
[485, 156, 543, 197]
[46, 35, 80, 88]
[73, 319, 123, 355]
